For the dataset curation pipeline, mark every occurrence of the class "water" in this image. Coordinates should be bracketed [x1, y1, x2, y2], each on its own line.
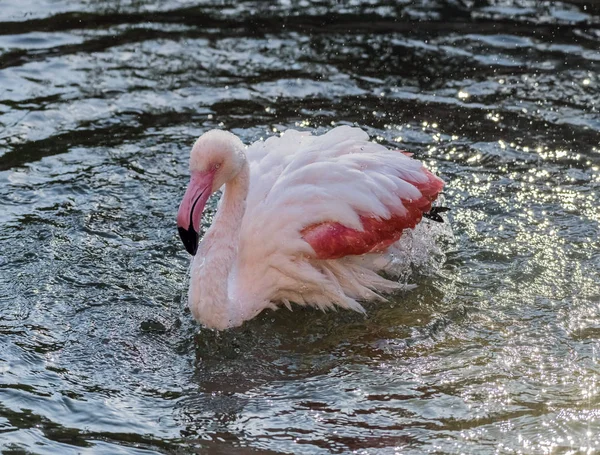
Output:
[1, 0, 599, 453]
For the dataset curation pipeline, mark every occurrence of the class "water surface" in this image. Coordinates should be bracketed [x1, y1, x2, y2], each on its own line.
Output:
[1, 0, 599, 453]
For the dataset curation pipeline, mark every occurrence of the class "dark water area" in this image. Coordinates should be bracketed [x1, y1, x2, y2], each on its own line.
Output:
[0, 0, 599, 453]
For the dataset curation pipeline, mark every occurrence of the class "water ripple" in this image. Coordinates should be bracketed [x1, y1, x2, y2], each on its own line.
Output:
[1, 0, 600, 454]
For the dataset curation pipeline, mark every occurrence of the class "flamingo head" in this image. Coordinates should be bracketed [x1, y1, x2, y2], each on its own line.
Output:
[177, 130, 246, 255]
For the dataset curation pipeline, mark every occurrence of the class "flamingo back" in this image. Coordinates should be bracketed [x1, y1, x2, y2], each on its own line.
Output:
[231, 126, 444, 314]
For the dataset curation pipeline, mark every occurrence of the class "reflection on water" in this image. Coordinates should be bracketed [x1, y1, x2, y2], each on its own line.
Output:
[1, 0, 599, 453]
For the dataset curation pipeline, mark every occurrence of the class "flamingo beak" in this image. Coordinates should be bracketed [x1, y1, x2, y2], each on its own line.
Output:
[177, 170, 215, 255]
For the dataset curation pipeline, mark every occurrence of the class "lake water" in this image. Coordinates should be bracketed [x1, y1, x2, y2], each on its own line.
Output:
[1, 1, 599, 454]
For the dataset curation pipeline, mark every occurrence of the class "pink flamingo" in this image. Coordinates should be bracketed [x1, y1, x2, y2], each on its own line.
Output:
[177, 126, 445, 329]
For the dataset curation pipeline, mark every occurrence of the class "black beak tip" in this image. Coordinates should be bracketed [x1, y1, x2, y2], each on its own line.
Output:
[178, 226, 199, 256]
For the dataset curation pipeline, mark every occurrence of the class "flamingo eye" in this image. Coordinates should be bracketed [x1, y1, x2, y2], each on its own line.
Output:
[214, 163, 221, 170]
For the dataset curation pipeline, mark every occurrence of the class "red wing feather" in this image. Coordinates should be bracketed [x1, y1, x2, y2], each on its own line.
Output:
[302, 168, 443, 260]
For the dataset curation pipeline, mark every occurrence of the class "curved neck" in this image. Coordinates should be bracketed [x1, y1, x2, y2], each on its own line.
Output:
[208, 162, 250, 243]
[188, 160, 249, 329]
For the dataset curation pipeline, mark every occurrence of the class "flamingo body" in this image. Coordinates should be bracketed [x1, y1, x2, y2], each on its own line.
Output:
[177, 126, 445, 330]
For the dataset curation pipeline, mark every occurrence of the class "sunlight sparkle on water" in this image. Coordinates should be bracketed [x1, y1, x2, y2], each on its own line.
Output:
[2, 1, 600, 453]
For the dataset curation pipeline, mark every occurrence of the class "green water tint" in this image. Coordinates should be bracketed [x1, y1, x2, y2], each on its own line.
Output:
[1, 0, 599, 453]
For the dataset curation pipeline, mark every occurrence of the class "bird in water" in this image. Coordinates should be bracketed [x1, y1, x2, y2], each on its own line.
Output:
[177, 126, 446, 330]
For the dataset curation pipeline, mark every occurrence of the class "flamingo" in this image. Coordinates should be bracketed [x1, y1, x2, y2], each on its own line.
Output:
[176, 126, 445, 330]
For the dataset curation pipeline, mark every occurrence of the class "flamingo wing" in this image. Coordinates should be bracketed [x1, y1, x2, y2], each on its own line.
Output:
[242, 125, 443, 258]
[230, 126, 444, 314]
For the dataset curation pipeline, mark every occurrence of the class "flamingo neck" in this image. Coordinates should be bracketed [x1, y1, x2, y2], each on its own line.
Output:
[188, 160, 250, 329]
